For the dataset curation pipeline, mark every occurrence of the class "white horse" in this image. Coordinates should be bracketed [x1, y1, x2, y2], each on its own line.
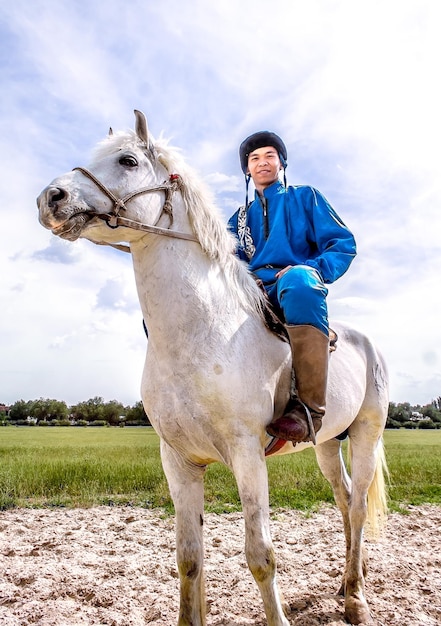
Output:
[37, 110, 389, 626]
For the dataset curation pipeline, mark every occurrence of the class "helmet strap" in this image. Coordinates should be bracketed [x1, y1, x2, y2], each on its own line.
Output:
[279, 154, 287, 188]
[245, 173, 251, 207]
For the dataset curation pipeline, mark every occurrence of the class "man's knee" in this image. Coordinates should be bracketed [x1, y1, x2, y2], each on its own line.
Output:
[276, 265, 328, 332]
[277, 265, 326, 299]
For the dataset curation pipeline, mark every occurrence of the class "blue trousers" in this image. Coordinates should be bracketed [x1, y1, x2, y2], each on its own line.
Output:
[265, 265, 329, 335]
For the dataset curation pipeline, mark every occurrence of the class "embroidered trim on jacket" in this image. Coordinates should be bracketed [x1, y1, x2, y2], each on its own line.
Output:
[237, 205, 255, 260]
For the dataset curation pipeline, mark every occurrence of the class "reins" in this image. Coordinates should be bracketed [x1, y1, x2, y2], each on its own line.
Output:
[72, 167, 198, 253]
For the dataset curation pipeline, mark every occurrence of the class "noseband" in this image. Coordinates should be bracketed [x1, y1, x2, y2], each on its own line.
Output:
[72, 167, 198, 251]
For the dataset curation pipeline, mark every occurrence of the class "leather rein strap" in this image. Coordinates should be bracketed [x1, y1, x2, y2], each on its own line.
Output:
[72, 167, 198, 252]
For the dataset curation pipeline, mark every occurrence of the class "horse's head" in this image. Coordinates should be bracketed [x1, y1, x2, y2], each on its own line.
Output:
[37, 110, 175, 245]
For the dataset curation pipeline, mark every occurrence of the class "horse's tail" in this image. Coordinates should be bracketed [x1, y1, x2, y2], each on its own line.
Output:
[348, 437, 389, 540]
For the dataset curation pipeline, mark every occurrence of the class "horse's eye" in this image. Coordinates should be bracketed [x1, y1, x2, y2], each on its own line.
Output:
[119, 155, 138, 168]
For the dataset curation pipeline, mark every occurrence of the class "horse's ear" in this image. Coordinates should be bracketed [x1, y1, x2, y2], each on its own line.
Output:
[108, 127, 113, 136]
[134, 109, 149, 145]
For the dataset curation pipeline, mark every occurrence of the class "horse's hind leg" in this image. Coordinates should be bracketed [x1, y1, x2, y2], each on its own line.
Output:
[231, 447, 289, 626]
[315, 438, 371, 624]
[315, 440, 357, 591]
[160, 440, 206, 626]
[342, 431, 386, 625]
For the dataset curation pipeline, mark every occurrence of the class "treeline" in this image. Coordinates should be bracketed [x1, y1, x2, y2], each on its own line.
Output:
[386, 398, 441, 429]
[2, 396, 441, 429]
[0, 397, 151, 427]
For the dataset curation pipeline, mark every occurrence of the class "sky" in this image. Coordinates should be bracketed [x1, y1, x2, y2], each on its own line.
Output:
[1, 0, 440, 408]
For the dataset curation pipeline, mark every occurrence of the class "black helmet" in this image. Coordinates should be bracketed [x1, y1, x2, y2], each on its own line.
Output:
[239, 131, 287, 174]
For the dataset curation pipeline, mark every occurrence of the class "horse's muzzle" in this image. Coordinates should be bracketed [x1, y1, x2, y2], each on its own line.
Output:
[37, 184, 95, 240]
[37, 184, 71, 224]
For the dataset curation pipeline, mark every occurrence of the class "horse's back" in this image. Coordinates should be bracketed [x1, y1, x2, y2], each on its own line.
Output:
[329, 321, 388, 400]
[327, 321, 389, 434]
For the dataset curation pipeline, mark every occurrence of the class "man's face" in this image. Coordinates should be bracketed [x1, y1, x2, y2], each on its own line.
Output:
[247, 146, 282, 191]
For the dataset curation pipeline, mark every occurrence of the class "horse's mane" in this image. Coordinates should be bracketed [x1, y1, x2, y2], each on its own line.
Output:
[92, 130, 266, 318]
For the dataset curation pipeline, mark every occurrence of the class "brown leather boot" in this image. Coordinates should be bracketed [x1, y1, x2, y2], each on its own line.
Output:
[266, 324, 329, 444]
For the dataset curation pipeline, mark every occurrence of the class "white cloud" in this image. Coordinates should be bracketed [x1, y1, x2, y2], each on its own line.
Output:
[205, 172, 241, 193]
[95, 277, 140, 312]
[31, 238, 81, 264]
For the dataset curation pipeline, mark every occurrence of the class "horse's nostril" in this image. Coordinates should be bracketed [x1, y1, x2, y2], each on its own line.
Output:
[47, 186, 66, 207]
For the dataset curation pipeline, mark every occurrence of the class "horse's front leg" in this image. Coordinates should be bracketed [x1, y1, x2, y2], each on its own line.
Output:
[160, 440, 206, 626]
[231, 445, 289, 626]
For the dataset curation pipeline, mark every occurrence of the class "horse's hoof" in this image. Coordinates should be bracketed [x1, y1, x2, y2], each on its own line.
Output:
[344, 598, 372, 625]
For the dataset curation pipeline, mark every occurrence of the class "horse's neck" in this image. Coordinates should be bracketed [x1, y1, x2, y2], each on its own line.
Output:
[131, 232, 245, 348]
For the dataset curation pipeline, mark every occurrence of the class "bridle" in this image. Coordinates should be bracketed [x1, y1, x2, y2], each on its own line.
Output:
[72, 166, 198, 252]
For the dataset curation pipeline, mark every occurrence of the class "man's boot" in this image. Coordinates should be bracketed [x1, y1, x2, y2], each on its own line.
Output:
[266, 324, 329, 444]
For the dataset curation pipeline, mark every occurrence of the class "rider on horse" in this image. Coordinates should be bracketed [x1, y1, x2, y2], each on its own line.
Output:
[228, 131, 357, 444]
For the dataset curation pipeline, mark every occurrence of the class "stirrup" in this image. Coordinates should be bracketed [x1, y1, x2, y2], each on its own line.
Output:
[297, 398, 317, 445]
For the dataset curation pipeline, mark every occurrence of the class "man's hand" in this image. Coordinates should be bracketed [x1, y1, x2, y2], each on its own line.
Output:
[275, 265, 293, 279]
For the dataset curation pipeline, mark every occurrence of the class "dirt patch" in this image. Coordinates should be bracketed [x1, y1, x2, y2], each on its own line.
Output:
[0, 505, 440, 625]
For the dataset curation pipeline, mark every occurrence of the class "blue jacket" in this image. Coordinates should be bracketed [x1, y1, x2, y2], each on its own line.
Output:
[228, 181, 356, 286]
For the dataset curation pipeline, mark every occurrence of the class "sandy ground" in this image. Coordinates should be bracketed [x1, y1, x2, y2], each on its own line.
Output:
[0, 504, 440, 626]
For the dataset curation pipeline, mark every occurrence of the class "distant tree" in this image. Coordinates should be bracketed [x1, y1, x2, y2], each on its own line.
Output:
[102, 400, 125, 425]
[398, 402, 413, 422]
[125, 400, 151, 425]
[386, 418, 401, 429]
[387, 402, 412, 427]
[0, 404, 7, 424]
[32, 398, 68, 423]
[421, 404, 441, 423]
[71, 397, 105, 423]
[9, 400, 33, 422]
[70, 401, 87, 422]
[0, 408, 8, 426]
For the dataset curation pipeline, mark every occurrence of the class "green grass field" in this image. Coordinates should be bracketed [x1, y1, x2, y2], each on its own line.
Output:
[0, 427, 439, 512]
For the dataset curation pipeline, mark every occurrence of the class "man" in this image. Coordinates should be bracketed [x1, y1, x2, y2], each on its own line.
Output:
[228, 131, 356, 443]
